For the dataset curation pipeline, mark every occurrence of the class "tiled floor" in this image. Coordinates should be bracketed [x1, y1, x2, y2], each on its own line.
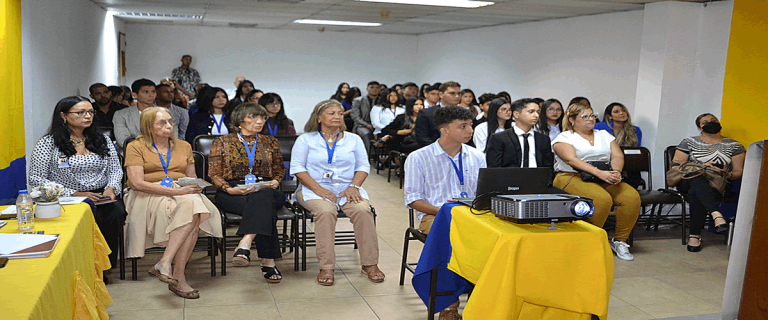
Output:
[105, 166, 730, 319]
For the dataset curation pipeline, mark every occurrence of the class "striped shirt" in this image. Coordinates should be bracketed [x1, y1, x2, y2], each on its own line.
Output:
[404, 140, 486, 222]
[677, 136, 745, 172]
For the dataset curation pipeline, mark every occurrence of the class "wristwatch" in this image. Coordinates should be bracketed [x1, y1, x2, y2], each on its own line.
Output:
[349, 184, 362, 190]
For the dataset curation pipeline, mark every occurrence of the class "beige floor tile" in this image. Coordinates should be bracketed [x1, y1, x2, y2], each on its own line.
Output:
[277, 296, 379, 320]
[609, 294, 630, 308]
[634, 297, 721, 318]
[607, 305, 654, 320]
[106, 278, 185, 311]
[654, 271, 727, 299]
[611, 277, 699, 305]
[706, 296, 724, 308]
[182, 275, 273, 307]
[268, 269, 360, 303]
[108, 308, 184, 320]
[364, 293, 430, 320]
[185, 303, 281, 320]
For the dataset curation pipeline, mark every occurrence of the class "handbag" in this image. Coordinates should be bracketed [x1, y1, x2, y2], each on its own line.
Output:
[666, 161, 728, 193]
[577, 161, 613, 183]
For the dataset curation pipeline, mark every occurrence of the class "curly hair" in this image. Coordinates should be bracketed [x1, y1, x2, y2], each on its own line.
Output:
[434, 105, 474, 129]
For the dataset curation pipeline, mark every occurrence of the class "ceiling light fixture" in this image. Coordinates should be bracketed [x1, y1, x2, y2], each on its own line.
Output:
[356, 0, 494, 8]
[293, 19, 381, 27]
[115, 12, 202, 19]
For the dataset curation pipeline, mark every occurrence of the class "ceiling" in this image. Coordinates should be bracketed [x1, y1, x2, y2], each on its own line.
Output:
[90, 0, 714, 35]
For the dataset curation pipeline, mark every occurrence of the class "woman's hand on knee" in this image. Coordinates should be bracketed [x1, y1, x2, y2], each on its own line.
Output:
[340, 187, 363, 203]
[314, 188, 338, 203]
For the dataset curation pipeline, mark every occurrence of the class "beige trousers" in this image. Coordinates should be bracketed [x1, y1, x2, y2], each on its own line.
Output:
[296, 189, 379, 270]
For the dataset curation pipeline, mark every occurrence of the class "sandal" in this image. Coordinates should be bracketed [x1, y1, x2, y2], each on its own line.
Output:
[233, 248, 251, 267]
[687, 235, 702, 252]
[168, 283, 200, 299]
[149, 265, 176, 284]
[361, 265, 385, 283]
[712, 213, 728, 233]
[317, 269, 335, 286]
[261, 266, 282, 284]
[438, 307, 462, 320]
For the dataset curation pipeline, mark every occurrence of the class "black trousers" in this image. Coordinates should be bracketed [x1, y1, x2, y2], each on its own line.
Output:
[678, 176, 724, 236]
[215, 188, 284, 259]
[84, 191, 127, 268]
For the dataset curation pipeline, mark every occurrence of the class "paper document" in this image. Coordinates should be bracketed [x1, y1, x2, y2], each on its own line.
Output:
[177, 177, 212, 188]
[1, 206, 16, 215]
[0, 233, 58, 255]
[59, 197, 88, 205]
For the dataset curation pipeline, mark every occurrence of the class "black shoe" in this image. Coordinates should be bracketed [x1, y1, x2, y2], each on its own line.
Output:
[687, 235, 702, 252]
[233, 248, 251, 267]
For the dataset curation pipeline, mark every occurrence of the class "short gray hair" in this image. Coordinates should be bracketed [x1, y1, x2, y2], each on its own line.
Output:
[230, 102, 268, 133]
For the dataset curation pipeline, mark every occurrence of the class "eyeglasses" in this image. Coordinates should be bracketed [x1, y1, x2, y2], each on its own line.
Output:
[266, 102, 282, 107]
[546, 107, 562, 112]
[579, 113, 599, 120]
[499, 107, 512, 113]
[68, 110, 96, 117]
[154, 120, 175, 127]
[245, 114, 266, 120]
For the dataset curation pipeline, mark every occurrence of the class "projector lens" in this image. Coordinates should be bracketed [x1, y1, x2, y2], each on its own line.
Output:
[571, 200, 594, 218]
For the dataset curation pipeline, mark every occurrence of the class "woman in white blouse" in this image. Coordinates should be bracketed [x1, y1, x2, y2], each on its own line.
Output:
[29, 96, 124, 276]
[551, 103, 640, 261]
[291, 99, 384, 286]
[370, 88, 404, 137]
[473, 98, 512, 152]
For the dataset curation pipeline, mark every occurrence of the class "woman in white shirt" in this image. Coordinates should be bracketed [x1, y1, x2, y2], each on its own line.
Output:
[473, 98, 512, 152]
[551, 103, 640, 261]
[370, 89, 404, 136]
[291, 100, 384, 286]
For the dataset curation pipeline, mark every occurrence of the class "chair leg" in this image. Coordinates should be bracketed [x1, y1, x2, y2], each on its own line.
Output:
[209, 237, 216, 277]
[301, 215, 308, 271]
[131, 258, 138, 281]
[294, 214, 300, 272]
[119, 226, 126, 280]
[681, 201, 688, 245]
[428, 266, 439, 320]
[220, 237, 227, 276]
[400, 229, 411, 286]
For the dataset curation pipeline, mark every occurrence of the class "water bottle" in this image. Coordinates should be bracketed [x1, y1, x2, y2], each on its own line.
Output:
[16, 190, 34, 230]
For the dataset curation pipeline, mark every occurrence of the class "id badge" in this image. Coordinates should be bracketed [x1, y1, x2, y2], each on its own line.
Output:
[57, 156, 70, 168]
[160, 177, 174, 187]
[245, 174, 257, 186]
[460, 192, 469, 198]
[321, 170, 334, 183]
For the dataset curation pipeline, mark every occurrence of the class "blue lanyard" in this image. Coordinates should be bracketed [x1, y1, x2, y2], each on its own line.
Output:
[390, 107, 397, 118]
[448, 151, 467, 197]
[267, 123, 277, 135]
[211, 113, 225, 133]
[321, 131, 340, 164]
[152, 142, 172, 176]
[239, 133, 258, 173]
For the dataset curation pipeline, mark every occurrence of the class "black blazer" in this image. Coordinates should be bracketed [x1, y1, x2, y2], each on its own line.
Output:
[415, 106, 440, 148]
[185, 111, 232, 145]
[486, 128, 554, 170]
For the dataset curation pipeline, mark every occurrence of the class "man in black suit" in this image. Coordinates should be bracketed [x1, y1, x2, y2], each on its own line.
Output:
[486, 98, 558, 189]
[350, 81, 380, 153]
[414, 81, 461, 148]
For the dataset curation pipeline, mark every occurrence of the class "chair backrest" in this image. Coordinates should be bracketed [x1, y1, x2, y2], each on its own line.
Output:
[408, 208, 415, 229]
[121, 137, 136, 158]
[94, 126, 115, 141]
[621, 146, 652, 189]
[193, 135, 217, 157]
[192, 150, 206, 180]
[275, 135, 298, 162]
[663, 145, 678, 189]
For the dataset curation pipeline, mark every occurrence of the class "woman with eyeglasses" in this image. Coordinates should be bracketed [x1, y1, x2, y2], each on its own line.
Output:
[551, 103, 640, 261]
[473, 98, 513, 152]
[185, 87, 231, 145]
[258, 93, 296, 136]
[29, 96, 125, 283]
[535, 98, 564, 142]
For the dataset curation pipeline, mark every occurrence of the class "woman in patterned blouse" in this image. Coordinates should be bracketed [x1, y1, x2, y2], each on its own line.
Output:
[672, 113, 745, 252]
[208, 102, 286, 283]
[29, 96, 124, 275]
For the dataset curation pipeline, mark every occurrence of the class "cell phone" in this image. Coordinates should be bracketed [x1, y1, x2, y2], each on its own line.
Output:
[0, 257, 9, 268]
[97, 196, 112, 202]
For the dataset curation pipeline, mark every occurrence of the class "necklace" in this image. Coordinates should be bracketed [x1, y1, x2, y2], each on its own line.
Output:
[70, 137, 85, 146]
[237, 133, 257, 145]
[576, 131, 594, 145]
[321, 131, 340, 143]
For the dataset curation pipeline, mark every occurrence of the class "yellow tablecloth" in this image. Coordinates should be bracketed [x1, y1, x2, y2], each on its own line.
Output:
[0, 203, 113, 320]
[447, 206, 614, 320]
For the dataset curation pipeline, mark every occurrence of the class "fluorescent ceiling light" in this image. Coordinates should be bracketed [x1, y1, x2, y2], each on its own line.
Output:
[293, 19, 381, 27]
[356, 0, 494, 8]
[115, 12, 202, 19]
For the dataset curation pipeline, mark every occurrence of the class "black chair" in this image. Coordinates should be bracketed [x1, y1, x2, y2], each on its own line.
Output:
[387, 150, 408, 189]
[369, 140, 390, 174]
[275, 135, 299, 194]
[192, 150, 227, 276]
[94, 126, 115, 142]
[621, 146, 687, 244]
[399, 209, 426, 285]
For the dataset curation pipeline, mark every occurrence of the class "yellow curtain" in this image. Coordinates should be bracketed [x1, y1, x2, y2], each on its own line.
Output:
[0, 0, 26, 204]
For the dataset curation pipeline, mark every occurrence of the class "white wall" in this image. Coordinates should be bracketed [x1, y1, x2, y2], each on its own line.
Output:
[123, 24, 419, 131]
[22, 0, 124, 171]
[414, 10, 645, 115]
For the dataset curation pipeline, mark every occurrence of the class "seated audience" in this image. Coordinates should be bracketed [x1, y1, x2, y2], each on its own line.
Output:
[381, 97, 423, 174]
[258, 93, 296, 136]
[159, 78, 189, 109]
[459, 89, 480, 119]
[404, 106, 485, 320]
[185, 87, 231, 144]
[397, 82, 419, 105]
[156, 83, 189, 139]
[415, 82, 462, 147]
[90, 83, 127, 130]
[569, 96, 591, 108]
[171, 54, 200, 99]
[226, 76, 246, 101]
[532, 97, 545, 106]
[497, 91, 511, 102]
[187, 84, 211, 116]
[291, 100, 383, 286]
[672, 113, 745, 252]
[419, 83, 431, 101]
[595, 102, 642, 146]
[486, 98, 553, 169]
[208, 103, 286, 282]
[351, 81, 380, 153]
[229, 79, 254, 111]
[535, 98, 564, 142]
[473, 98, 512, 152]
[124, 106, 222, 299]
[342, 87, 361, 132]
[330, 82, 350, 101]
[423, 84, 441, 109]
[109, 85, 124, 105]
[245, 89, 264, 104]
[29, 96, 125, 278]
[474, 93, 496, 127]
[370, 88, 404, 136]
[551, 103, 640, 261]
[113, 79, 186, 148]
[120, 85, 133, 106]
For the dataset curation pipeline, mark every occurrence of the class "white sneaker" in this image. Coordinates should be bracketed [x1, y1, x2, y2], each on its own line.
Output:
[610, 238, 634, 261]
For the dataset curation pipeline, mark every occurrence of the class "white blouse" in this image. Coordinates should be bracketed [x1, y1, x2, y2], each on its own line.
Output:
[290, 131, 370, 207]
[370, 105, 405, 135]
[552, 129, 615, 173]
[472, 122, 504, 152]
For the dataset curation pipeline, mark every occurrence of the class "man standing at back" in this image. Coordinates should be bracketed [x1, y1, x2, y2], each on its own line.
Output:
[415, 81, 462, 148]
[350, 81, 381, 153]
[171, 54, 200, 99]
[90, 83, 126, 130]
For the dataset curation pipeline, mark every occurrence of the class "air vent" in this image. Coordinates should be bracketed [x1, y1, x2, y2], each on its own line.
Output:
[229, 23, 258, 28]
[116, 12, 202, 19]
[257, 0, 304, 3]
[523, 202, 549, 218]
